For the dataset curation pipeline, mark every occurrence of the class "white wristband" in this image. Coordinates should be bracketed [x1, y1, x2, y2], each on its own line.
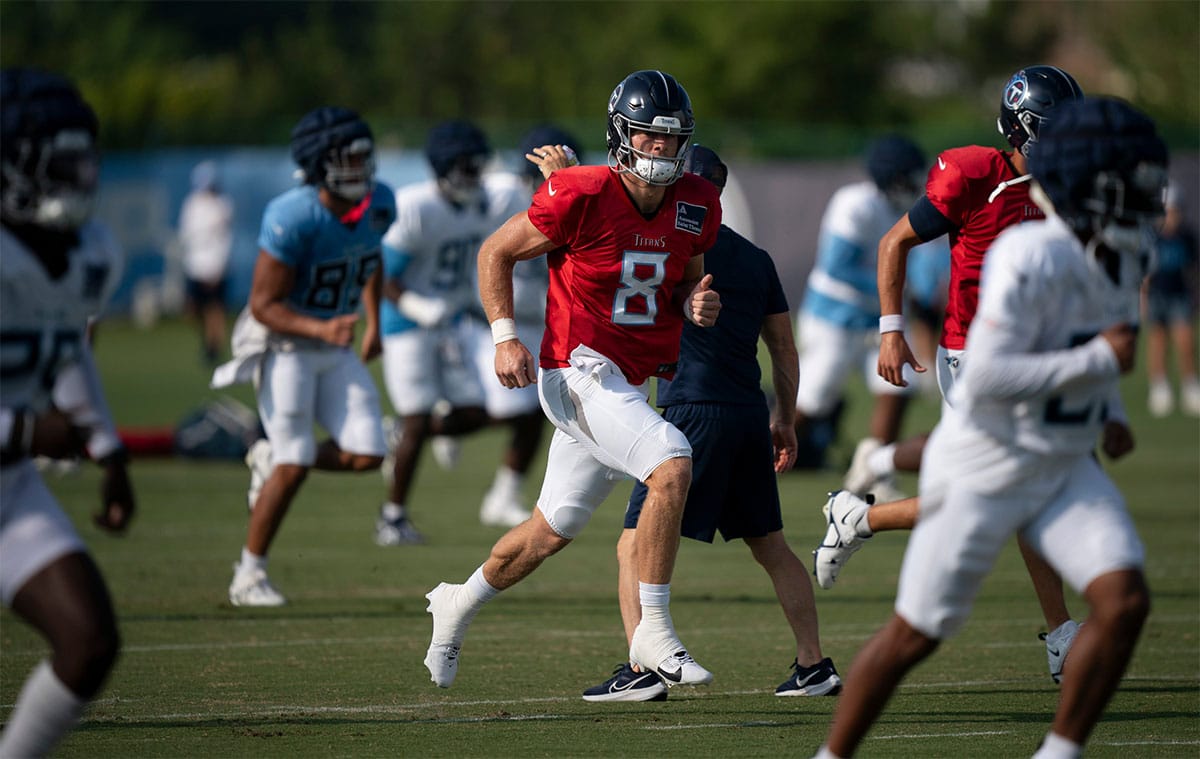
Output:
[879, 314, 905, 334]
[491, 317, 518, 345]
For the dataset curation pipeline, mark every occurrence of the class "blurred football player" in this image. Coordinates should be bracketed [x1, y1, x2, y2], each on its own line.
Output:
[449, 125, 583, 531]
[422, 69, 721, 690]
[583, 147, 841, 703]
[817, 65, 1087, 682]
[792, 135, 948, 480]
[214, 106, 394, 606]
[816, 96, 1164, 759]
[0, 67, 134, 757]
[375, 121, 530, 544]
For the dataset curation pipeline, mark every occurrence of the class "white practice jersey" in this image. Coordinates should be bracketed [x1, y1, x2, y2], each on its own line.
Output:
[1, 223, 124, 415]
[943, 215, 1134, 462]
[382, 173, 528, 333]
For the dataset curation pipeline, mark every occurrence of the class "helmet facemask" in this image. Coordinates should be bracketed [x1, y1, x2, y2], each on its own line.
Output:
[1033, 162, 1166, 291]
[1086, 164, 1167, 287]
[435, 152, 487, 206]
[323, 136, 375, 202]
[609, 113, 693, 186]
[2, 128, 98, 230]
[884, 169, 924, 215]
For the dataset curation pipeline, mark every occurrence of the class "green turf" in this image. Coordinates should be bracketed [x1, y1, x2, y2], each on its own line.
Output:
[2, 317, 1197, 757]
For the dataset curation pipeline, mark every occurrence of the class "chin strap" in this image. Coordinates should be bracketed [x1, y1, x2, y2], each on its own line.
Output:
[987, 173, 1033, 204]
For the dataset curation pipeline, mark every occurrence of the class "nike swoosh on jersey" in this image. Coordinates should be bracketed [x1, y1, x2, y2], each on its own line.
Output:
[547, 181, 557, 196]
[937, 157, 947, 170]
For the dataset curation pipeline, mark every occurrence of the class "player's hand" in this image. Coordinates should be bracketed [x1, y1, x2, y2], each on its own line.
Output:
[29, 408, 89, 459]
[321, 314, 359, 347]
[877, 331, 924, 387]
[495, 340, 537, 389]
[686, 274, 721, 327]
[1101, 420, 1135, 460]
[1100, 323, 1137, 373]
[94, 457, 135, 533]
[770, 420, 798, 473]
[526, 144, 579, 180]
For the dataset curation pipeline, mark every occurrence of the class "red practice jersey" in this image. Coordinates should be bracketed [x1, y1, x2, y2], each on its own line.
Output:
[925, 145, 1044, 350]
[527, 165, 721, 385]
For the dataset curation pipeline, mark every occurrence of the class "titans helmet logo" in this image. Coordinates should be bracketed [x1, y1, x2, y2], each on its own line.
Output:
[1004, 74, 1029, 110]
[608, 83, 624, 114]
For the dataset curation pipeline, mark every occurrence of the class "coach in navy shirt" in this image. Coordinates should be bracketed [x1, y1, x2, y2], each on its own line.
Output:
[581, 147, 843, 703]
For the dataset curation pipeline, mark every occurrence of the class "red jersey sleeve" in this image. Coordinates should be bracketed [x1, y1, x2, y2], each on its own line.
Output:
[527, 165, 607, 248]
[924, 149, 975, 228]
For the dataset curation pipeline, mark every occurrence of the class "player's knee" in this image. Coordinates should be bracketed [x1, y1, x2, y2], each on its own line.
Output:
[541, 502, 594, 539]
[645, 456, 691, 498]
[55, 617, 120, 698]
[349, 454, 384, 471]
[1089, 571, 1151, 632]
[273, 463, 309, 489]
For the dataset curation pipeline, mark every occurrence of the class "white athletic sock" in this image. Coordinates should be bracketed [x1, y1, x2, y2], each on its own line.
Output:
[812, 746, 845, 759]
[638, 582, 672, 629]
[638, 582, 670, 608]
[490, 466, 523, 498]
[0, 660, 86, 758]
[1031, 732, 1081, 759]
[239, 547, 268, 574]
[381, 502, 406, 521]
[867, 443, 896, 477]
[465, 565, 500, 604]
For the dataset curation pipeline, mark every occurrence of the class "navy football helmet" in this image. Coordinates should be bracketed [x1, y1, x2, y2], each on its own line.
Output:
[290, 106, 375, 202]
[684, 145, 727, 191]
[518, 124, 582, 182]
[997, 65, 1083, 157]
[866, 134, 926, 213]
[606, 70, 694, 186]
[1, 67, 100, 230]
[425, 120, 490, 205]
[1028, 97, 1168, 285]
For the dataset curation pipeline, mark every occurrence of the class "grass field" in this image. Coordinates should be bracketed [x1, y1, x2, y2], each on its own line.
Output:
[2, 317, 1198, 758]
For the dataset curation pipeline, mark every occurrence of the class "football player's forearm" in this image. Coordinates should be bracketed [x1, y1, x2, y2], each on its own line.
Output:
[761, 313, 799, 425]
[52, 345, 122, 461]
[478, 247, 516, 321]
[251, 300, 325, 341]
[362, 269, 382, 330]
[968, 335, 1119, 401]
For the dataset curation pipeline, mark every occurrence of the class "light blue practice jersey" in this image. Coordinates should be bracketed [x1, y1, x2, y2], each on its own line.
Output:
[801, 180, 946, 330]
[257, 183, 396, 318]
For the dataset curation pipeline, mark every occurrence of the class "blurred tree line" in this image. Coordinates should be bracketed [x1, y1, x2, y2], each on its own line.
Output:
[2, 0, 1196, 158]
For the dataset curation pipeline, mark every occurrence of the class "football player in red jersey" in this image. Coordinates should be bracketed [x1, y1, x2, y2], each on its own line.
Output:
[816, 95, 1165, 759]
[421, 70, 723, 691]
[816, 66, 1089, 682]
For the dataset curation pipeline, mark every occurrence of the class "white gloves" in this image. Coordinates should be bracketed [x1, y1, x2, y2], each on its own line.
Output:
[397, 290, 451, 328]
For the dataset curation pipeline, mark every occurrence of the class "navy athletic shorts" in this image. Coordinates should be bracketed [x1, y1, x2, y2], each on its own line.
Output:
[624, 401, 782, 542]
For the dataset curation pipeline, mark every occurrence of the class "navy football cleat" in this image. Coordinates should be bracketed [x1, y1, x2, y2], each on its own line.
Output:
[775, 657, 842, 696]
[582, 663, 668, 702]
